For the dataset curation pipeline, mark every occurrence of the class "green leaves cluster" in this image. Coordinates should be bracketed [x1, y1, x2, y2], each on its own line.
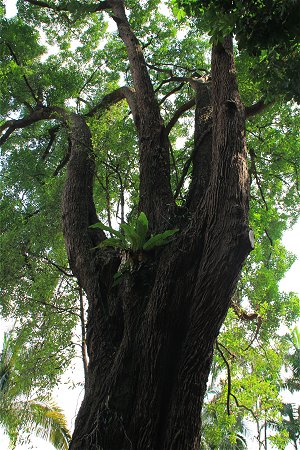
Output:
[91, 212, 179, 252]
[173, 0, 300, 101]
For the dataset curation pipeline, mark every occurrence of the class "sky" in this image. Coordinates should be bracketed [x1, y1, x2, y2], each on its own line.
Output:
[1, 0, 300, 449]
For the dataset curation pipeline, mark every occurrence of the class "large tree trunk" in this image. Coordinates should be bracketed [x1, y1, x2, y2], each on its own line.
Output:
[63, 34, 252, 450]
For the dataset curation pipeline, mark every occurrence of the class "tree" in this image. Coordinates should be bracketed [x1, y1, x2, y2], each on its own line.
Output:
[0, 330, 71, 449]
[0, 0, 299, 449]
[267, 328, 300, 450]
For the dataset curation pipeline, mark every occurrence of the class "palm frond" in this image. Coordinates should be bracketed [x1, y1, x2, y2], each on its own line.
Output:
[1, 398, 71, 450]
[25, 399, 71, 450]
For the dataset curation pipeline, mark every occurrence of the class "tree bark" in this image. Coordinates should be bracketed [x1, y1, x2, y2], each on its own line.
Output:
[64, 34, 252, 450]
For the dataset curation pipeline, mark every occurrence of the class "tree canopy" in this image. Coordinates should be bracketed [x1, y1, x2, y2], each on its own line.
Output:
[0, 0, 299, 448]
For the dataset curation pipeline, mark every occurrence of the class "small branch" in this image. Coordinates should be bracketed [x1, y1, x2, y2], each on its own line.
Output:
[6, 43, 39, 104]
[105, 173, 113, 229]
[79, 65, 106, 95]
[41, 125, 61, 160]
[165, 98, 196, 135]
[159, 83, 185, 105]
[242, 316, 263, 352]
[169, 141, 179, 189]
[264, 229, 273, 247]
[230, 392, 258, 424]
[42, 256, 74, 278]
[147, 62, 173, 76]
[249, 147, 269, 211]
[28, 296, 80, 317]
[216, 340, 232, 416]
[217, 341, 236, 359]
[52, 145, 71, 176]
[152, 62, 209, 74]
[231, 301, 259, 322]
[79, 286, 88, 387]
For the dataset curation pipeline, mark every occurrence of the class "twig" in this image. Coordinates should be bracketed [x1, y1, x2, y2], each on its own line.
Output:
[249, 147, 269, 211]
[79, 286, 88, 387]
[216, 340, 231, 416]
[5, 43, 39, 104]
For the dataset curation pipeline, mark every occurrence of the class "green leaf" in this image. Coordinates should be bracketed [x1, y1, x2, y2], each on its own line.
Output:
[143, 229, 179, 251]
[94, 238, 126, 249]
[112, 271, 123, 287]
[89, 222, 124, 240]
[120, 223, 141, 251]
[135, 212, 148, 248]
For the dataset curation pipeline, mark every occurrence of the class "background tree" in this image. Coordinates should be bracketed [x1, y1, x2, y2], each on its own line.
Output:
[0, 329, 71, 449]
[0, 0, 299, 449]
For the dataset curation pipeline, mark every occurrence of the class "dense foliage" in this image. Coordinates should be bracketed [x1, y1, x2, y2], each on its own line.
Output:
[0, 0, 299, 448]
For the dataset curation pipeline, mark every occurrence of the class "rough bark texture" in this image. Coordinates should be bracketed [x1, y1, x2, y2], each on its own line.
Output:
[54, 9, 252, 445]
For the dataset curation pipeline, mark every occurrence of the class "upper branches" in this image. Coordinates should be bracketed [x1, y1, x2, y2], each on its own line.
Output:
[23, 0, 112, 13]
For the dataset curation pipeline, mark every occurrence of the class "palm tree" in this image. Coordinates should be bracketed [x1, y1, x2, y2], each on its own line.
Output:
[0, 330, 71, 449]
[268, 328, 300, 450]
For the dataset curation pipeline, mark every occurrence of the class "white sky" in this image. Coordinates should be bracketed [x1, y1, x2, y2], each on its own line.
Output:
[1, 0, 299, 449]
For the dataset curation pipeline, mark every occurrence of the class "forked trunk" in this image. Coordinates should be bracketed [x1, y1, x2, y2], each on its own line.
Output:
[63, 36, 252, 450]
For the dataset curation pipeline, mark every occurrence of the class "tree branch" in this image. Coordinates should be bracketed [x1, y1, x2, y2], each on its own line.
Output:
[86, 86, 137, 122]
[165, 98, 195, 135]
[23, 0, 112, 13]
[53, 143, 71, 176]
[41, 125, 61, 160]
[174, 127, 211, 199]
[231, 301, 259, 322]
[79, 286, 88, 387]
[110, 1, 175, 231]
[242, 316, 263, 352]
[216, 341, 232, 416]
[5, 43, 39, 104]
[245, 99, 272, 118]
[42, 256, 74, 278]
[0, 107, 66, 145]
[249, 147, 269, 211]
[159, 83, 185, 106]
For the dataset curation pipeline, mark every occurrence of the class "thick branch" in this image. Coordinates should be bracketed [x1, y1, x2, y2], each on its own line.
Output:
[185, 81, 212, 210]
[245, 99, 271, 118]
[110, 1, 160, 116]
[110, 0, 175, 231]
[0, 107, 65, 145]
[86, 86, 137, 122]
